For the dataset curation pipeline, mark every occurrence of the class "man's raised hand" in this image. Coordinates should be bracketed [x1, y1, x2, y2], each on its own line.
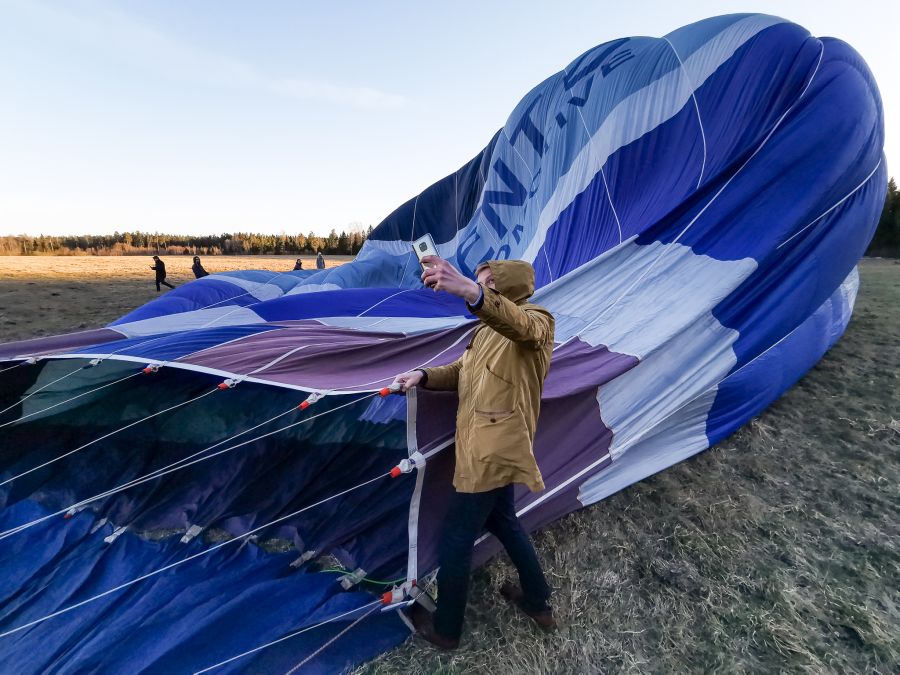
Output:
[420, 256, 481, 303]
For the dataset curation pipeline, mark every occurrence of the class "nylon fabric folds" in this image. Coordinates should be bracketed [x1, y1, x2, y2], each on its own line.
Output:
[0, 13, 886, 672]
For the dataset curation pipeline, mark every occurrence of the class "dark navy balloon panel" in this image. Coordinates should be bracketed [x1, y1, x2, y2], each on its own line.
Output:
[0, 13, 886, 674]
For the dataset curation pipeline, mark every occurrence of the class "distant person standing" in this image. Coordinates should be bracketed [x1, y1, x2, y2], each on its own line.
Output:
[150, 255, 175, 291]
[293, 258, 304, 271]
[316, 252, 325, 270]
[192, 256, 209, 278]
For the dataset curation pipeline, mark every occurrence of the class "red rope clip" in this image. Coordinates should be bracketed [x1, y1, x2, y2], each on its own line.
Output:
[381, 580, 417, 605]
[142, 364, 160, 375]
[298, 392, 324, 410]
[382, 588, 405, 605]
[379, 383, 402, 397]
[217, 378, 238, 391]
[390, 457, 417, 478]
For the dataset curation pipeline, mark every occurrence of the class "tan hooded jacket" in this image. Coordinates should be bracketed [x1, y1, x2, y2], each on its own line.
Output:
[421, 260, 554, 493]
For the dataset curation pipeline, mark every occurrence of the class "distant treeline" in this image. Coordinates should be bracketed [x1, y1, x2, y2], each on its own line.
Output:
[0, 227, 375, 256]
[867, 177, 900, 257]
[3, 178, 899, 257]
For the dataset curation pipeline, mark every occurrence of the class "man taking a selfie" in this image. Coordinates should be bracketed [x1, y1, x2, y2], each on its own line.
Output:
[392, 254, 556, 649]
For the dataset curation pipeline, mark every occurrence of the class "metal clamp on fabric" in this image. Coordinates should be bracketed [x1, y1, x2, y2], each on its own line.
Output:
[298, 391, 324, 410]
[180, 524, 203, 544]
[25, 357, 38, 365]
[389, 451, 426, 478]
[89, 517, 109, 535]
[142, 363, 162, 375]
[103, 526, 128, 545]
[289, 550, 317, 569]
[338, 567, 367, 590]
[88, 358, 102, 367]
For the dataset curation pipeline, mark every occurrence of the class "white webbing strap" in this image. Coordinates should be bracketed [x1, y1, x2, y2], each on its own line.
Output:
[404, 387, 425, 589]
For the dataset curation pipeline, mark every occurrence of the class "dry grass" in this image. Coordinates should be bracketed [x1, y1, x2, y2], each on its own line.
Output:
[0, 255, 351, 342]
[0, 256, 897, 673]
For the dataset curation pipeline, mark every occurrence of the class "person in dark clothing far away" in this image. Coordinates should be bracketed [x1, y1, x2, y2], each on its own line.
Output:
[191, 256, 209, 279]
[150, 255, 175, 291]
[391, 255, 556, 650]
[316, 252, 325, 270]
[293, 258, 304, 271]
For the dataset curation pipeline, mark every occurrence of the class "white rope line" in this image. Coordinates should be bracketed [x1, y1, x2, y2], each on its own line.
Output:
[356, 289, 415, 318]
[562, 65, 623, 244]
[16, 272, 288, 366]
[14, 260, 420, 380]
[542, 248, 555, 283]
[0, 403, 299, 540]
[0, 361, 29, 375]
[193, 271, 285, 331]
[776, 158, 883, 250]
[88, 271, 288, 364]
[196, 272, 284, 314]
[0, 365, 87, 417]
[0, 393, 381, 542]
[0, 325, 470, 535]
[0, 269, 287, 373]
[454, 171, 460, 231]
[0, 471, 391, 640]
[522, 287, 837, 520]
[283, 602, 382, 675]
[193, 600, 383, 675]
[322, 324, 479, 394]
[523, 247, 852, 521]
[563, 42, 825, 347]
[662, 36, 708, 189]
[398, 196, 421, 284]
[0, 371, 143, 429]
[0, 388, 218, 487]
[0, 318, 223, 411]
[501, 127, 536, 180]
[241, 339, 378, 378]
[1, 272, 409, 413]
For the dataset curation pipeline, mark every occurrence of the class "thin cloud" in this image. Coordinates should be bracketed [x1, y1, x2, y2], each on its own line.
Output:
[11, 0, 409, 111]
[268, 78, 409, 110]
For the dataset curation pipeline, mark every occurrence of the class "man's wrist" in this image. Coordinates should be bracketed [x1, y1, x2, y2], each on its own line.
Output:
[462, 280, 482, 304]
[464, 281, 484, 308]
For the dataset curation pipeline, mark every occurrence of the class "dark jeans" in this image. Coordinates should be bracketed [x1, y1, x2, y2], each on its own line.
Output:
[434, 484, 551, 639]
[156, 279, 175, 291]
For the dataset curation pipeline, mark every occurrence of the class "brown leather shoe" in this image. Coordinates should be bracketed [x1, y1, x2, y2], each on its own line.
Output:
[499, 582, 557, 631]
[406, 602, 460, 651]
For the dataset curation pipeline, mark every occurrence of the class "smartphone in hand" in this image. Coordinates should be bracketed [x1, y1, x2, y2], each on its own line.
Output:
[412, 233, 439, 270]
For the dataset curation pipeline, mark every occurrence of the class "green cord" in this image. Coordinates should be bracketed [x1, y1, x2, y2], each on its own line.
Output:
[321, 567, 406, 586]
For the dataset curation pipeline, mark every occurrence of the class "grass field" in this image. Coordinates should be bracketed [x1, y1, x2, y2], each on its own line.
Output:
[0, 255, 352, 342]
[0, 256, 897, 672]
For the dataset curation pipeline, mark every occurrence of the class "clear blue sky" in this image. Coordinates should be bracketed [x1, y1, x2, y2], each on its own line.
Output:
[1, 0, 897, 237]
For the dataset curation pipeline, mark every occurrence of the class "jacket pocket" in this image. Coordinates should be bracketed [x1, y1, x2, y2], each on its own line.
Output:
[476, 364, 516, 412]
[472, 408, 530, 467]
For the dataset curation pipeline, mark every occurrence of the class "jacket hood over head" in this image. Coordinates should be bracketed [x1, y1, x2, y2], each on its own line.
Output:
[476, 260, 535, 304]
